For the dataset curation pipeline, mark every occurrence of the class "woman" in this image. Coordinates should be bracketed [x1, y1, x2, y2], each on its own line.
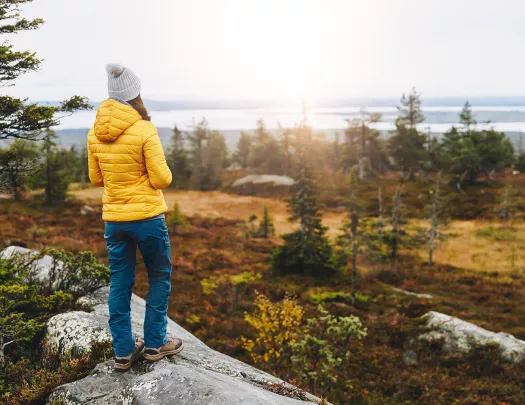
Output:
[87, 64, 183, 371]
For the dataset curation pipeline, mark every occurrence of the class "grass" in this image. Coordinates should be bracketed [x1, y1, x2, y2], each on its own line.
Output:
[416, 220, 525, 274]
[71, 188, 347, 239]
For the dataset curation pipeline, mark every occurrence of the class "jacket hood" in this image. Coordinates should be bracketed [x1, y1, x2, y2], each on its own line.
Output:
[93, 99, 142, 142]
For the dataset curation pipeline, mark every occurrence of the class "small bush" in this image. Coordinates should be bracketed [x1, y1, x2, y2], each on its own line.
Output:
[166, 201, 188, 234]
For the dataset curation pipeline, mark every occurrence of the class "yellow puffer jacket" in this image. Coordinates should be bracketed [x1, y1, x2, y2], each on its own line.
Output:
[87, 99, 172, 222]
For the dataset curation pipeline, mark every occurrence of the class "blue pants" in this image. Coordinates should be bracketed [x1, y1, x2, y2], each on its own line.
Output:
[104, 217, 172, 357]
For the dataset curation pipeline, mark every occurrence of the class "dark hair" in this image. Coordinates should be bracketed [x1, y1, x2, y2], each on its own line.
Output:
[128, 94, 150, 121]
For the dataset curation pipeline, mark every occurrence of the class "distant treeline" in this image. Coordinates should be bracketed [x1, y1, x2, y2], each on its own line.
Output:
[1, 88, 523, 202]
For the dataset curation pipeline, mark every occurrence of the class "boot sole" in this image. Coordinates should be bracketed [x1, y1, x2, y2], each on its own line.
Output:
[114, 346, 145, 372]
[143, 344, 184, 361]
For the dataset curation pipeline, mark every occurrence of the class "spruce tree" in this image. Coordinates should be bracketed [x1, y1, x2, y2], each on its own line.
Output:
[258, 205, 275, 238]
[459, 101, 476, 133]
[272, 128, 336, 276]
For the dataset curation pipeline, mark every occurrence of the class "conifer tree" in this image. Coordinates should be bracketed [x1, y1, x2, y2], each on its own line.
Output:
[186, 118, 209, 190]
[389, 88, 428, 179]
[258, 205, 275, 238]
[460, 101, 476, 134]
[167, 125, 191, 189]
[344, 109, 383, 179]
[396, 87, 425, 128]
[272, 124, 336, 276]
[233, 131, 252, 169]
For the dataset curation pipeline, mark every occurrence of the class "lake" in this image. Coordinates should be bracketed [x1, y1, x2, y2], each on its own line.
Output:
[58, 105, 525, 135]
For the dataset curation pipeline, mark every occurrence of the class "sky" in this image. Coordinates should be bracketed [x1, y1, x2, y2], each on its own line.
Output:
[5, 0, 525, 102]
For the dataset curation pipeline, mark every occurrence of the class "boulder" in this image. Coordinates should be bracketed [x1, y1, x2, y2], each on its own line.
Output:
[232, 175, 295, 187]
[49, 287, 324, 405]
[0, 245, 62, 286]
[420, 311, 525, 362]
[391, 287, 433, 300]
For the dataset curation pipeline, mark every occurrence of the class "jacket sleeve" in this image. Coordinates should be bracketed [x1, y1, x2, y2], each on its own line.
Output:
[144, 126, 172, 189]
[87, 137, 104, 187]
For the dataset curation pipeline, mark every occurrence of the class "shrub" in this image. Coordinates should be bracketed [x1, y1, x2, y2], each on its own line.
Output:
[241, 293, 304, 380]
[0, 249, 110, 402]
[291, 306, 367, 398]
[166, 201, 188, 234]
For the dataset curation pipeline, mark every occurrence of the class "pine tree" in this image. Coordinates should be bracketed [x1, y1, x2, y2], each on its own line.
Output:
[389, 90, 428, 179]
[396, 87, 425, 128]
[272, 129, 336, 276]
[167, 125, 191, 189]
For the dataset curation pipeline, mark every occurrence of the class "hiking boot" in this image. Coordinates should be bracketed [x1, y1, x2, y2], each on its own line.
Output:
[114, 340, 145, 371]
[143, 337, 184, 361]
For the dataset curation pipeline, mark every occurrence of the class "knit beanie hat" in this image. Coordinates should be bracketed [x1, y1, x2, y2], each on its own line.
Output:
[106, 63, 141, 101]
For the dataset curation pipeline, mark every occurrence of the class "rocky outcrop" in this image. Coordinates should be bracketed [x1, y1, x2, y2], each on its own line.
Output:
[420, 311, 525, 362]
[2, 246, 322, 405]
[48, 287, 321, 405]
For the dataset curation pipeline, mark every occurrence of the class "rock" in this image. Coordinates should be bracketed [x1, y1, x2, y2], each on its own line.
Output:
[49, 287, 324, 405]
[391, 287, 433, 300]
[0, 245, 62, 287]
[45, 311, 112, 357]
[232, 174, 295, 187]
[80, 205, 95, 215]
[420, 311, 525, 362]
